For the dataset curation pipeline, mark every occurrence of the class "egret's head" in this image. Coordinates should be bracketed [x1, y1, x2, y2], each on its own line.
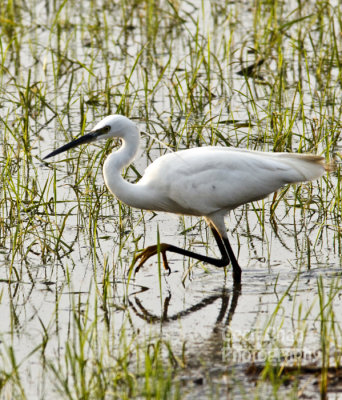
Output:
[92, 115, 138, 140]
[43, 114, 138, 160]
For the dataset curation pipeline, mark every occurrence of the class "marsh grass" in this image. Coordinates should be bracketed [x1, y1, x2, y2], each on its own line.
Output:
[0, 0, 341, 398]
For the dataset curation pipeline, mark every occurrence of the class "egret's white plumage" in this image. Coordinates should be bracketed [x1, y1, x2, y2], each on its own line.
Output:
[44, 114, 333, 283]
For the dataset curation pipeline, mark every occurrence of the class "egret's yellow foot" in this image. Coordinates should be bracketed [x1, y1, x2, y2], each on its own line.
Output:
[133, 244, 172, 275]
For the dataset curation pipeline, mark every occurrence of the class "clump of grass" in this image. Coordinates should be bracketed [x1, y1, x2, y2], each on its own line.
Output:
[46, 282, 181, 399]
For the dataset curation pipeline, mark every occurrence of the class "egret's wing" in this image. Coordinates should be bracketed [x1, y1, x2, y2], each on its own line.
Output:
[139, 148, 326, 216]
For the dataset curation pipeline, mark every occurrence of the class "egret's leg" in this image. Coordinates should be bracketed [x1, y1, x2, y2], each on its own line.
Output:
[209, 227, 242, 283]
[132, 227, 242, 283]
[133, 242, 229, 275]
[222, 237, 242, 283]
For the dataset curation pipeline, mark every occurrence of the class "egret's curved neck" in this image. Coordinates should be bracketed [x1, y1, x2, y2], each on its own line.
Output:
[103, 127, 141, 207]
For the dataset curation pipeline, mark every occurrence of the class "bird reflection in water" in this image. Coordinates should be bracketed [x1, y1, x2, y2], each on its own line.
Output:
[128, 281, 241, 328]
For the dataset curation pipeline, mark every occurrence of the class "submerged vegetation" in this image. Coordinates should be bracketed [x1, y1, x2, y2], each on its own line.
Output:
[0, 0, 341, 398]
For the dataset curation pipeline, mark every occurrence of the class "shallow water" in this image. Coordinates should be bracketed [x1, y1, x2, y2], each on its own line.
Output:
[0, 0, 341, 398]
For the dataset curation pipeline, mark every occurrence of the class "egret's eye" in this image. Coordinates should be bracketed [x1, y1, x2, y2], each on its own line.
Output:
[104, 125, 111, 132]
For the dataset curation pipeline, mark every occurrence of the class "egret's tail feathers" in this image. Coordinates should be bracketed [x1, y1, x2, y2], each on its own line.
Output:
[319, 158, 336, 173]
[275, 153, 335, 182]
[288, 154, 335, 170]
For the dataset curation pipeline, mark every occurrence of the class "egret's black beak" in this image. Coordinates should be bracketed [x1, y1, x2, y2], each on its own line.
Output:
[43, 126, 109, 160]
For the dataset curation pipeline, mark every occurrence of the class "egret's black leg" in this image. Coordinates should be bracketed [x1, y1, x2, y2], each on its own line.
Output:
[132, 226, 242, 283]
[209, 226, 230, 265]
[210, 226, 242, 283]
[133, 242, 229, 274]
[223, 237, 241, 283]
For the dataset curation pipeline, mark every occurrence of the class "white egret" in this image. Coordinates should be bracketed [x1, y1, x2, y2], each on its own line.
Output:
[44, 115, 333, 283]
